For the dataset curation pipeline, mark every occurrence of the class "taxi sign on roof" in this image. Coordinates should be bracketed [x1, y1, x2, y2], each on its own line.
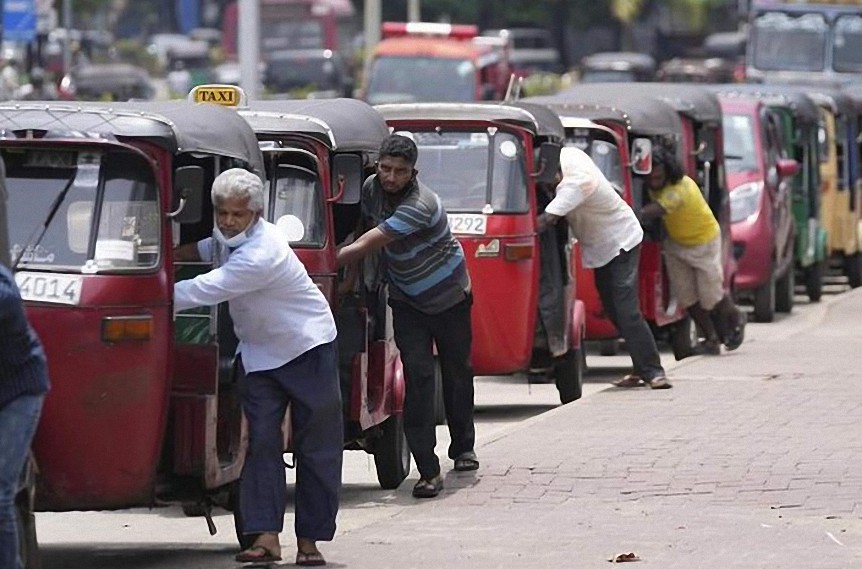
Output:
[188, 84, 247, 108]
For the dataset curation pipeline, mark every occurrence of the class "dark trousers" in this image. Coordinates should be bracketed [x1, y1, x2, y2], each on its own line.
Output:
[594, 246, 665, 381]
[239, 341, 343, 541]
[391, 296, 475, 480]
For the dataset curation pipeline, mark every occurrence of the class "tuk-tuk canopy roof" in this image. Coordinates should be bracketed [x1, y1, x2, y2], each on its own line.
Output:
[526, 92, 683, 137]
[710, 84, 821, 125]
[0, 101, 264, 174]
[241, 98, 389, 153]
[560, 82, 723, 125]
[788, 85, 857, 118]
[374, 102, 565, 142]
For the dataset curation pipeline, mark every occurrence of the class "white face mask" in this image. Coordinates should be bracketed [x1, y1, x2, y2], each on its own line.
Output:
[213, 218, 256, 248]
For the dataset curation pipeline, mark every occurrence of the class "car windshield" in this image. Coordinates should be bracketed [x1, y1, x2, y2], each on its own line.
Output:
[408, 130, 528, 213]
[366, 57, 476, 104]
[722, 114, 759, 174]
[751, 12, 827, 72]
[580, 69, 638, 83]
[265, 159, 325, 248]
[6, 148, 159, 272]
[261, 19, 325, 51]
[834, 15, 862, 72]
[265, 55, 341, 91]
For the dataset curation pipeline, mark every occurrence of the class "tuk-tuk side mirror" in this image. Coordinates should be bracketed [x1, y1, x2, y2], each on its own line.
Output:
[330, 154, 362, 205]
[534, 142, 561, 184]
[776, 158, 800, 179]
[169, 165, 205, 224]
[631, 138, 653, 175]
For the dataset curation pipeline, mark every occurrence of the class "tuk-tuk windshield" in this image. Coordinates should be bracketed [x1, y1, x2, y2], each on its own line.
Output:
[266, 162, 325, 248]
[410, 130, 529, 213]
[366, 57, 476, 104]
[6, 148, 159, 272]
[722, 114, 759, 174]
[564, 135, 624, 192]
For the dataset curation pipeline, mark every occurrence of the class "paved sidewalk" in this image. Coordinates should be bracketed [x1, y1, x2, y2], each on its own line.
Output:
[326, 288, 862, 568]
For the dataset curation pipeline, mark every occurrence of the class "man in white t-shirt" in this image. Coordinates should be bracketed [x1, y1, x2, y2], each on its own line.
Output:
[537, 146, 671, 389]
[174, 168, 341, 566]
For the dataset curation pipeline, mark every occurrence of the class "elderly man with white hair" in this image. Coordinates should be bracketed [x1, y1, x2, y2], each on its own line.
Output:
[174, 168, 341, 566]
[537, 146, 671, 390]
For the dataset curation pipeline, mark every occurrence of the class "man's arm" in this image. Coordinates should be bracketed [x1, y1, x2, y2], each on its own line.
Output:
[638, 202, 666, 226]
[173, 242, 201, 262]
[336, 227, 394, 268]
[536, 212, 562, 233]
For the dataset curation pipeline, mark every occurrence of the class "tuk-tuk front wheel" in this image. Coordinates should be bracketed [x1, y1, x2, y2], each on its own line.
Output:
[554, 348, 584, 404]
[229, 481, 259, 551]
[16, 453, 40, 569]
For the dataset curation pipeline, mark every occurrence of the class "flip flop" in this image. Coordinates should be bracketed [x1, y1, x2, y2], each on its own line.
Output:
[612, 374, 645, 388]
[235, 544, 282, 563]
[296, 550, 327, 566]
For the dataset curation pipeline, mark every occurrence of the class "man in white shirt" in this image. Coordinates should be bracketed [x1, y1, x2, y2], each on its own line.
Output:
[174, 168, 341, 566]
[538, 146, 671, 389]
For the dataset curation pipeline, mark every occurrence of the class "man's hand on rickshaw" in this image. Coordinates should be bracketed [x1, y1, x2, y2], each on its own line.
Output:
[536, 212, 560, 233]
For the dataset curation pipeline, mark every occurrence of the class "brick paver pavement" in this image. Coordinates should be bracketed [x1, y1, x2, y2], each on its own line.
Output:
[325, 288, 862, 568]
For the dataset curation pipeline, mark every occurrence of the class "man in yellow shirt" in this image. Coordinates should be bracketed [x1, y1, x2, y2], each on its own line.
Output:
[640, 146, 745, 356]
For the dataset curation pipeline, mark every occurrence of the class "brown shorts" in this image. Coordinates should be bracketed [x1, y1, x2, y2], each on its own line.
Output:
[663, 235, 724, 310]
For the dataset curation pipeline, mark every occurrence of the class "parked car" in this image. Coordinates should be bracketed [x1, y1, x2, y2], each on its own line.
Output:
[59, 63, 155, 101]
[579, 52, 656, 83]
[716, 93, 799, 322]
[263, 48, 353, 98]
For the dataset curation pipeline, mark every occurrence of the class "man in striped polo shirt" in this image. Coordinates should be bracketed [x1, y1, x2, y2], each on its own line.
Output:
[336, 134, 476, 499]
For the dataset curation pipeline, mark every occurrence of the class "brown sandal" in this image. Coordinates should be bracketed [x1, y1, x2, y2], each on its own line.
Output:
[612, 374, 645, 388]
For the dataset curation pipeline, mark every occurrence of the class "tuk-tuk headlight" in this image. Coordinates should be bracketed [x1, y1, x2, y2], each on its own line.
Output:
[729, 182, 763, 223]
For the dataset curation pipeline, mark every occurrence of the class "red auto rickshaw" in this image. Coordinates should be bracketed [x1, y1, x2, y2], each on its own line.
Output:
[527, 92, 696, 357]
[230, 94, 409, 491]
[376, 102, 586, 405]
[3, 100, 263, 565]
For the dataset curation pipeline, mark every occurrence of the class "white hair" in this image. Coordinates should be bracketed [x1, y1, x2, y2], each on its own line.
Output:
[211, 168, 264, 213]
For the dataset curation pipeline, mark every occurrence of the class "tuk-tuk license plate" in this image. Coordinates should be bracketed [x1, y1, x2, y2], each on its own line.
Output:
[448, 214, 487, 235]
[15, 272, 83, 305]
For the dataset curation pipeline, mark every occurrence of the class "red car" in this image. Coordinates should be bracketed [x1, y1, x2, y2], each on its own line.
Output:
[718, 95, 799, 322]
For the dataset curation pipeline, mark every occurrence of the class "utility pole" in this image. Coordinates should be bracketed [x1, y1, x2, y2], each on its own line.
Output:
[364, 0, 381, 55]
[63, 0, 72, 75]
[238, 0, 260, 100]
[407, 0, 420, 22]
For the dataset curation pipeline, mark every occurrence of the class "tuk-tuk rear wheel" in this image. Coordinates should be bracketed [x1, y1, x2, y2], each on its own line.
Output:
[845, 253, 862, 288]
[373, 414, 411, 490]
[554, 348, 584, 404]
[753, 271, 776, 323]
[775, 268, 795, 314]
[804, 262, 823, 302]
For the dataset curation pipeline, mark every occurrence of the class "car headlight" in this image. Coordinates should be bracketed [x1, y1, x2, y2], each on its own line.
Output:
[729, 182, 763, 223]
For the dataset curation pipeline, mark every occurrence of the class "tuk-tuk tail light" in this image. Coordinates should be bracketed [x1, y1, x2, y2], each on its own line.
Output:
[102, 315, 153, 343]
[504, 242, 534, 262]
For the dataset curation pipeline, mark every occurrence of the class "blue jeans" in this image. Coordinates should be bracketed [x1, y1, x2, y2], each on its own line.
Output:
[593, 246, 666, 381]
[0, 394, 44, 569]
